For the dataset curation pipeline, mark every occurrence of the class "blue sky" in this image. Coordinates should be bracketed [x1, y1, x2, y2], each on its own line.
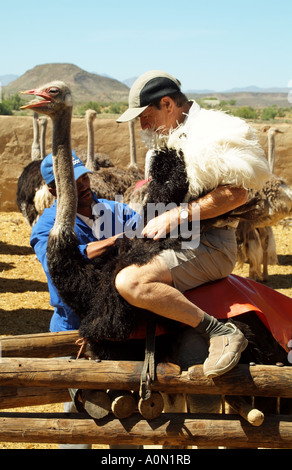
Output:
[1, 0, 291, 91]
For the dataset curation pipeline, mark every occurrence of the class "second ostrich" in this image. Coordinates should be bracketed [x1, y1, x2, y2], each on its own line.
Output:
[84, 108, 114, 171]
[17, 112, 54, 226]
[85, 109, 144, 200]
[236, 126, 292, 281]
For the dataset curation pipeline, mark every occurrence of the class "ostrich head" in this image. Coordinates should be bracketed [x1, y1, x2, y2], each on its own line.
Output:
[21, 81, 73, 118]
[21, 81, 76, 229]
[268, 127, 283, 137]
[85, 108, 97, 122]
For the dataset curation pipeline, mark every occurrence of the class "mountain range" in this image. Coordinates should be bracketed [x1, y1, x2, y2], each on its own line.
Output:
[2, 63, 129, 102]
[1, 64, 291, 106]
[0, 74, 19, 86]
[186, 85, 290, 94]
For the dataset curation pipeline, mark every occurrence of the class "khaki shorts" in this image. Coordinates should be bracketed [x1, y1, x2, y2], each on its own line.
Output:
[158, 227, 237, 293]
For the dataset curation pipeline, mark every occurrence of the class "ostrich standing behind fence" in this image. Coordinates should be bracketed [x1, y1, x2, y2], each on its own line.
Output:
[236, 127, 292, 281]
[17, 112, 54, 226]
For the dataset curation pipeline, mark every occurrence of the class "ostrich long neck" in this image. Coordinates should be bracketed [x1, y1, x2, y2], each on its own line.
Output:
[51, 108, 77, 230]
[31, 112, 41, 160]
[40, 119, 47, 160]
[86, 117, 95, 170]
[128, 120, 138, 168]
[268, 132, 275, 173]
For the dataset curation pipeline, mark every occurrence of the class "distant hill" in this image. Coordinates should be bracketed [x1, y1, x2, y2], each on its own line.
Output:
[186, 85, 290, 94]
[122, 77, 138, 88]
[3, 64, 291, 107]
[186, 91, 292, 108]
[121, 80, 291, 106]
[0, 74, 19, 86]
[223, 86, 290, 94]
[4, 63, 129, 103]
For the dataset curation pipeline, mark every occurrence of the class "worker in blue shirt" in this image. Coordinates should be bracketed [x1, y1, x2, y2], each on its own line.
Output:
[30, 151, 141, 449]
[30, 151, 141, 333]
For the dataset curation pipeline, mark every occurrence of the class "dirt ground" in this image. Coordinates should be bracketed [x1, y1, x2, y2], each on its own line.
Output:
[0, 210, 291, 449]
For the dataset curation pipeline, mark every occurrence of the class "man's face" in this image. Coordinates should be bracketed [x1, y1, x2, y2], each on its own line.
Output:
[76, 173, 93, 210]
[139, 104, 169, 132]
[138, 97, 189, 134]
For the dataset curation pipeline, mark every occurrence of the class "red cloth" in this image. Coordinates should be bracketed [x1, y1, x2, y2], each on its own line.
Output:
[130, 274, 292, 351]
[185, 274, 292, 351]
[134, 178, 149, 191]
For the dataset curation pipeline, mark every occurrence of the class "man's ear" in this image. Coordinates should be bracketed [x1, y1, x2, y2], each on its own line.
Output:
[161, 96, 175, 113]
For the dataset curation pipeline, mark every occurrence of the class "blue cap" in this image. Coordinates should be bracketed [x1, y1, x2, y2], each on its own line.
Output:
[41, 151, 92, 184]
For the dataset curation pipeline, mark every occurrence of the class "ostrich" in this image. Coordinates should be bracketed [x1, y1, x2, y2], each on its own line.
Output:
[236, 127, 292, 281]
[39, 115, 48, 159]
[87, 111, 144, 200]
[16, 112, 54, 226]
[21, 81, 290, 426]
[267, 126, 283, 172]
[89, 164, 144, 201]
[82, 108, 143, 200]
[128, 120, 138, 169]
[21, 80, 186, 357]
[31, 112, 41, 160]
[85, 108, 114, 171]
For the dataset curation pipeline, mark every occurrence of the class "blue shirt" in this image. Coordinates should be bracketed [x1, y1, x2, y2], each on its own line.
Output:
[30, 194, 141, 332]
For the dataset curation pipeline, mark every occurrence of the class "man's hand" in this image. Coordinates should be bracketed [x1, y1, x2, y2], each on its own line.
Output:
[86, 233, 122, 259]
[141, 186, 247, 241]
[142, 207, 181, 240]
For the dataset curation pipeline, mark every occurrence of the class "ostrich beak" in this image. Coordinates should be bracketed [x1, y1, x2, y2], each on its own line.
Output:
[20, 88, 53, 110]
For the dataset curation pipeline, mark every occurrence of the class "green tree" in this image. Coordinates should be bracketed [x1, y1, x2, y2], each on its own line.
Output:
[261, 106, 278, 121]
[108, 103, 122, 114]
[234, 106, 258, 119]
[78, 101, 102, 115]
[277, 108, 287, 118]
[0, 93, 26, 114]
[0, 102, 12, 115]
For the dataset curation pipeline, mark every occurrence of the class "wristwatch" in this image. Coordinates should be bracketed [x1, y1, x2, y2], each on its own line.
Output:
[179, 206, 189, 220]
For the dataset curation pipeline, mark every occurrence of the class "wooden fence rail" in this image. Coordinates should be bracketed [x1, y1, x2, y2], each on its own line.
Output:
[0, 358, 291, 397]
[1, 331, 292, 448]
[0, 411, 291, 448]
[0, 386, 70, 410]
[0, 330, 79, 358]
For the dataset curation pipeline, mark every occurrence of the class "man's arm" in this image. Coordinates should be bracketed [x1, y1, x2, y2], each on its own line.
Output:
[190, 185, 248, 220]
[141, 185, 247, 240]
[85, 233, 122, 259]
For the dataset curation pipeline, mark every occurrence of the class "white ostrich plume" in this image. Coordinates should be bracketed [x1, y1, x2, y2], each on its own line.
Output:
[167, 107, 271, 199]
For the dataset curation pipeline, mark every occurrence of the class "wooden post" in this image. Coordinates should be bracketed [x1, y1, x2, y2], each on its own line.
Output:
[225, 395, 264, 427]
[0, 330, 80, 358]
[138, 392, 164, 419]
[0, 412, 292, 448]
[108, 390, 137, 419]
[0, 387, 70, 409]
[0, 358, 292, 398]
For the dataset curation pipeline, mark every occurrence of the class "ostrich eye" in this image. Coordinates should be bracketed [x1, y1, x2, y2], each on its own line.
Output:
[48, 87, 60, 95]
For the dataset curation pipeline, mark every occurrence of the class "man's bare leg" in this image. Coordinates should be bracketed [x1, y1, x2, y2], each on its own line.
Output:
[115, 256, 205, 327]
[115, 256, 248, 378]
